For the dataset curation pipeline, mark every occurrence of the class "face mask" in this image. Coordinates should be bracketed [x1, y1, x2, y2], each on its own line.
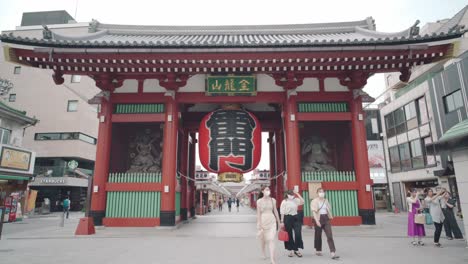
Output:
[287, 195, 294, 199]
[318, 192, 325, 198]
[263, 191, 270, 197]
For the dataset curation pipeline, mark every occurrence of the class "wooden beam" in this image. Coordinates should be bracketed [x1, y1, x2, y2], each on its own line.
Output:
[297, 112, 352, 121]
[111, 113, 165, 123]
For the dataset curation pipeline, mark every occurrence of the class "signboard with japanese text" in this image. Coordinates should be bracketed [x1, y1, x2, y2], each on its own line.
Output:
[206, 75, 256, 96]
[0, 147, 31, 171]
[218, 172, 243, 183]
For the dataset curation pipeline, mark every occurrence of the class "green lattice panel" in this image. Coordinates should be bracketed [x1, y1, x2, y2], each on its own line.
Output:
[301, 171, 356, 182]
[108, 173, 162, 183]
[106, 191, 161, 218]
[297, 102, 349, 113]
[114, 104, 165, 114]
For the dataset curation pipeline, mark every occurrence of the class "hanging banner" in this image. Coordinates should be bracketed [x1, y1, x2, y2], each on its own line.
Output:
[199, 108, 261, 174]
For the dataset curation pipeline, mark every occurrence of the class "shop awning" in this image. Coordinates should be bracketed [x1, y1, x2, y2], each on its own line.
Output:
[431, 119, 468, 151]
[0, 174, 31, 180]
[236, 180, 270, 197]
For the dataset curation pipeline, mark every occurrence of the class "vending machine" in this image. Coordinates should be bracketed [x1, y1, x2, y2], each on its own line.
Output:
[3, 194, 19, 222]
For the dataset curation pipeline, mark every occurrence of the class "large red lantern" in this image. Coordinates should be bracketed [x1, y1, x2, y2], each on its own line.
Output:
[199, 107, 261, 174]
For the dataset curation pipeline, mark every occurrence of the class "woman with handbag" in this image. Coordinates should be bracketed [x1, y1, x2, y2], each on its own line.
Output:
[407, 189, 426, 246]
[424, 188, 445, 247]
[311, 188, 339, 260]
[279, 189, 305, 258]
[256, 187, 280, 264]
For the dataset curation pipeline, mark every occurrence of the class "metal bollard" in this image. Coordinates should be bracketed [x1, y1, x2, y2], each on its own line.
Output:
[59, 211, 64, 227]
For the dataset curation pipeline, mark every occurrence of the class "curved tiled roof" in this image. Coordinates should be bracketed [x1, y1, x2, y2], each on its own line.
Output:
[2, 17, 464, 49]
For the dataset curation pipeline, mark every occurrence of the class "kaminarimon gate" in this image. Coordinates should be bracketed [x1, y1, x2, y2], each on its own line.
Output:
[1, 18, 464, 229]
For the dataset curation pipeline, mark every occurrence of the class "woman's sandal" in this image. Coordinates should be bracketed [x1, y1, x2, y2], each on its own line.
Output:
[294, 251, 303, 258]
[418, 241, 425, 246]
[288, 252, 294, 257]
[316, 252, 323, 256]
[411, 241, 418, 246]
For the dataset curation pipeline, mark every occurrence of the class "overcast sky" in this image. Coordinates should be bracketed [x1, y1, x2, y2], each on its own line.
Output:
[0, 0, 466, 177]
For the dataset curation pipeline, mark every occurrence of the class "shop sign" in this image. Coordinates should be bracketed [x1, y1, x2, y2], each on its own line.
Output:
[40, 178, 66, 184]
[206, 75, 256, 96]
[0, 147, 31, 171]
[218, 172, 243, 183]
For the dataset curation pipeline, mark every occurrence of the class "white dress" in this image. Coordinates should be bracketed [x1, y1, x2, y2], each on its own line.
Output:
[257, 198, 277, 242]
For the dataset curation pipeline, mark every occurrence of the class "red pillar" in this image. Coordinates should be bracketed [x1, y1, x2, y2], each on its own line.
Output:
[283, 95, 301, 191]
[90, 97, 112, 225]
[188, 132, 196, 218]
[350, 96, 375, 225]
[275, 129, 285, 204]
[179, 130, 189, 221]
[160, 96, 179, 226]
[268, 132, 276, 199]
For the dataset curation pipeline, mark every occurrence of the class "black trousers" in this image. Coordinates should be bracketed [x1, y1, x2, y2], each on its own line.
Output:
[434, 222, 443, 243]
[63, 207, 69, 219]
[314, 215, 336, 253]
[442, 208, 463, 239]
[284, 214, 303, 251]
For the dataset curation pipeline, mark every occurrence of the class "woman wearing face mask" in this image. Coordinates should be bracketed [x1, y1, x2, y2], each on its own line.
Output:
[424, 188, 445, 247]
[256, 187, 281, 264]
[311, 188, 339, 260]
[406, 189, 425, 246]
[279, 189, 305, 257]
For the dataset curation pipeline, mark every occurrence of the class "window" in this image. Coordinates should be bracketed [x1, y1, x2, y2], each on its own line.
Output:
[8, 94, 16, 102]
[389, 146, 401, 172]
[410, 140, 424, 168]
[385, 113, 396, 138]
[71, 75, 81, 83]
[399, 143, 411, 170]
[394, 108, 407, 135]
[79, 133, 97, 144]
[443, 90, 463, 113]
[423, 137, 436, 166]
[405, 102, 418, 130]
[13, 66, 21, 74]
[417, 97, 429, 124]
[35, 133, 61, 140]
[0, 128, 11, 145]
[67, 100, 78, 112]
[35, 132, 96, 145]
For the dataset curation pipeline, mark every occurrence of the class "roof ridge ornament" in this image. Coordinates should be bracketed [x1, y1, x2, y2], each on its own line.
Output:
[42, 25, 52, 40]
[89, 19, 100, 33]
[410, 20, 420, 36]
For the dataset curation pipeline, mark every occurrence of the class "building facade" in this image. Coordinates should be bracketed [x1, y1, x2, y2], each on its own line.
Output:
[380, 6, 468, 212]
[0, 97, 37, 221]
[0, 11, 100, 212]
[1, 11, 463, 228]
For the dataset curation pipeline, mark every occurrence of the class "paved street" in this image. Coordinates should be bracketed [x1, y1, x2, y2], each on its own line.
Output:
[1, 205, 467, 264]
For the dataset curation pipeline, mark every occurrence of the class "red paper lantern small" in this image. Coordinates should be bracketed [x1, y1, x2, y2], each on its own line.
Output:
[199, 108, 261, 174]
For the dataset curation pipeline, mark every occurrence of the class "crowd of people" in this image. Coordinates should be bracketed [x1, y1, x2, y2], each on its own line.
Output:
[255, 186, 464, 263]
[407, 187, 463, 247]
[256, 187, 339, 264]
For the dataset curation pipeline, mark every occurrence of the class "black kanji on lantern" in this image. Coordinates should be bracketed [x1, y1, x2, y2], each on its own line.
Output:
[206, 110, 256, 171]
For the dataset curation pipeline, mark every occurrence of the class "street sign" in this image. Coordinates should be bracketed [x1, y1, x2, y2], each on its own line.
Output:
[67, 160, 78, 170]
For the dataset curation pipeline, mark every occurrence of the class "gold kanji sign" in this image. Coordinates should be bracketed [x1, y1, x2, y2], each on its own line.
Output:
[206, 75, 256, 96]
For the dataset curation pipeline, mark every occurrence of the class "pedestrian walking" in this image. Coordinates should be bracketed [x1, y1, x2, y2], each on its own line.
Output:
[311, 188, 339, 260]
[441, 191, 463, 240]
[227, 197, 233, 212]
[407, 189, 425, 246]
[236, 198, 240, 212]
[279, 189, 305, 258]
[62, 196, 71, 219]
[424, 188, 445, 247]
[256, 187, 280, 264]
[218, 199, 223, 211]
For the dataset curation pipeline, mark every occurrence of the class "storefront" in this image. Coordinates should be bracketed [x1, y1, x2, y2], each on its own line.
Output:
[28, 176, 88, 212]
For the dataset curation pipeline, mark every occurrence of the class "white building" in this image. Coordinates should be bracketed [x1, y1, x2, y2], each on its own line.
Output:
[0, 11, 100, 211]
[380, 6, 468, 212]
